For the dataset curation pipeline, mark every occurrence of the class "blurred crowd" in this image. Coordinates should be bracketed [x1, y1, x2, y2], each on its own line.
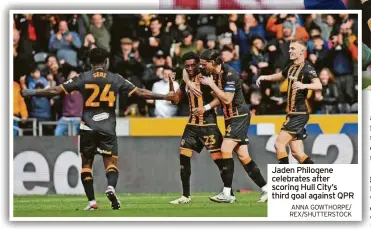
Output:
[13, 14, 359, 135]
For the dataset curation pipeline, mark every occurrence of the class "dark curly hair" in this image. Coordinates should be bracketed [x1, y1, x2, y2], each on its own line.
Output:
[89, 47, 109, 65]
[182, 51, 200, 64]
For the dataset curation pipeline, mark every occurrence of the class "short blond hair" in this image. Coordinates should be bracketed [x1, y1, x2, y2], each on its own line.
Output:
[291, 39, 307, 48]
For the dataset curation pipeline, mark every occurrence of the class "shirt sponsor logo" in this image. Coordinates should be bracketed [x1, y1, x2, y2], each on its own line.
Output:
[226, 81, 235, 85]
[224, 87, 235, 91]
[92, 113, 109, 121]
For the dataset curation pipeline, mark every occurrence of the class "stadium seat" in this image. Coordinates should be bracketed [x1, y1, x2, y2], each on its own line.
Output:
[34, 52, 48, 72]
[34, 52, 48, 63]
[338, 103, 351, 114]
[350, 103, 358, 113]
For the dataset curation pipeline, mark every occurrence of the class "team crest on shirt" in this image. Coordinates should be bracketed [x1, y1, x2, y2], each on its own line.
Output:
[227, 72, 232, 76]
[181, 139, 185, 146]
[309, 70, 317, 77]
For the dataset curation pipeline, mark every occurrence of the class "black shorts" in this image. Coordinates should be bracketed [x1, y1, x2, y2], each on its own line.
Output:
[180, 124, 223, 153]
[224, 114, 250, 145]
[281, 114, 309, 140]
[79, 130, 118, 158]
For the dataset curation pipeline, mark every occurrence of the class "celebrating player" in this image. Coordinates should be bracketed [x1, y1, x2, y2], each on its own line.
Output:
[256, 39, 322, 164]
[22, 47, 176, 210]
[168, 52, 235, 204]
[183, 49, 268, 203]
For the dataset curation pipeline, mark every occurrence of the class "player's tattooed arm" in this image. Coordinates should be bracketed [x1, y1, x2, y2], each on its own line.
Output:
[256, 72, 284, 87]
[21, 85, 65, 97]
[182, 69, 202, 97]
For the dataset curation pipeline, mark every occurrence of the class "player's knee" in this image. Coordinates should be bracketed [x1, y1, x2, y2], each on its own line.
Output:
[238, 155, 252, 165]
[221, 145, 233, 159]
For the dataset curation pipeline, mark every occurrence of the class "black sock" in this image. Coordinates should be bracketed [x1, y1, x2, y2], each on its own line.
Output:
[243, 160, 267, 188]
[180, 154, 191, 197]
[81, 170, 95, 201]
[106, 165, 119, 188]
[214, 159, 234, 196]
[278, 157, 289, 164]
[222, 158, 234, 188]
[277, 152, 289, 164]
[303, 157, 314, 164]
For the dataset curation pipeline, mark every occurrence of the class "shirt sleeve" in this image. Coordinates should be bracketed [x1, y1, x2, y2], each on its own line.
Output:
[61, 75, 83, 94]
[118, 75, 137, 96]
[305, 64, 319, 82]
[223, 71, 239, 93]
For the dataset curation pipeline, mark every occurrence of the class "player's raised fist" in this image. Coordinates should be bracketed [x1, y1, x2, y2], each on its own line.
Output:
[169, 73, 175, 92]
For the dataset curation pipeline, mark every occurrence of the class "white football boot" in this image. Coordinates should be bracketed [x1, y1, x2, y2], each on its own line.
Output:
[169, 196, 191, 204]
[257, 191, 268, 203]
[209, 192, 236, 203]
[83, 201, 98, 211]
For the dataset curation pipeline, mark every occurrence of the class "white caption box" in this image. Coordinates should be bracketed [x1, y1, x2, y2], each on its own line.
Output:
[268, 164, 362, 221]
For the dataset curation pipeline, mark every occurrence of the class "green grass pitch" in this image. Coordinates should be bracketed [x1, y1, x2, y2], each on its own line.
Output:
[13, 192, 267, 217]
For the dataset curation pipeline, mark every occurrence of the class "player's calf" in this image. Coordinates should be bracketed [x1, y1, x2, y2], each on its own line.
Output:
[106, 163, 119, 188]
[239, 156, 267, 191]
[180, 150, 192, 198]
[219, 151, 234, 197]
[211, 151, 235, 196]
[105, 164, 121, 210]
[81, 168, 96, 202]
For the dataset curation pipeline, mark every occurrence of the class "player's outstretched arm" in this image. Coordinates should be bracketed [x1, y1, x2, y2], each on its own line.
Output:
[134, 88, 175, 101]
[182, 69, 202, 97]
[256, 72, 284, 87]
[21, 85, 64, 97]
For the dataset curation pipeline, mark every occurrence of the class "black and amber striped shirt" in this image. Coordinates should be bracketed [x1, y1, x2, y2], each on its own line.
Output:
[180, 73, 219, 126]
[281, 60, 319, 114]
[218, 64, 249, 120]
